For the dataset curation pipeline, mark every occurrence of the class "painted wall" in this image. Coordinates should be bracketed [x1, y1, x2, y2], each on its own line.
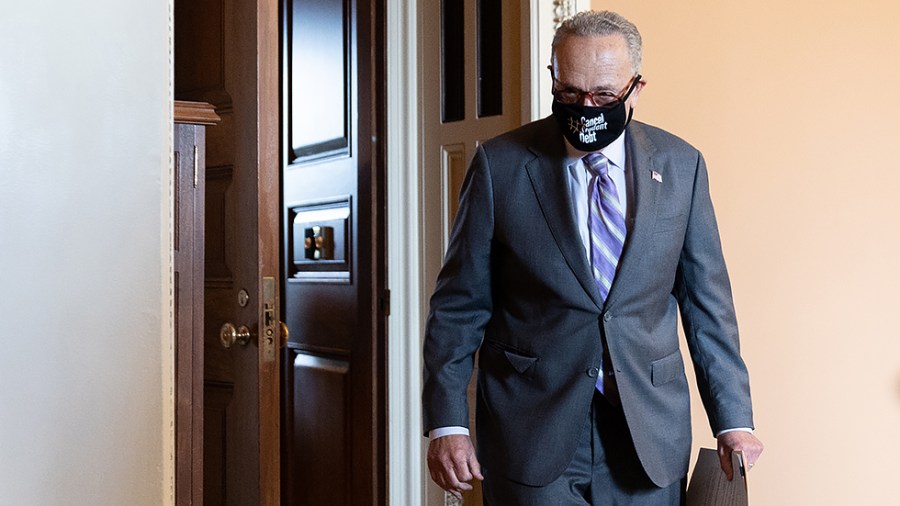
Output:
[0, 1, 173, 504]
[592, 1, 900, 503]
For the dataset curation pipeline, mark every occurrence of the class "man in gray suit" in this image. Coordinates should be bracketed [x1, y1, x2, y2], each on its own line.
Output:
[423, 10, 764, 504]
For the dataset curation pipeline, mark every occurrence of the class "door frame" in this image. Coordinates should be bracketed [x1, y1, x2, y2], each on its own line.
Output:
[384, 0, 422, 502]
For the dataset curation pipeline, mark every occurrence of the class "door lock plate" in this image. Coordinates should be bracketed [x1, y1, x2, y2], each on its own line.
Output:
[262, 276, 277, 362]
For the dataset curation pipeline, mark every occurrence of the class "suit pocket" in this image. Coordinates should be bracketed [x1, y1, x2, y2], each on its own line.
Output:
[485, 340, 538, 374]
[651, 350, 685, 386]
[503, 350, 538, 373]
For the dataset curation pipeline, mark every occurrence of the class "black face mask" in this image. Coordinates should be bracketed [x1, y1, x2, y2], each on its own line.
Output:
[551, 77, 640, 152]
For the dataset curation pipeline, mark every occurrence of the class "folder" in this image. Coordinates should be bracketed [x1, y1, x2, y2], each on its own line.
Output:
[685, 448, 748, 506]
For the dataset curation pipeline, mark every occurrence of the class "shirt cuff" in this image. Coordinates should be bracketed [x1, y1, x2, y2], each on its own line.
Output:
[429, 426, 470, 439]
[716, 427, 754, 437]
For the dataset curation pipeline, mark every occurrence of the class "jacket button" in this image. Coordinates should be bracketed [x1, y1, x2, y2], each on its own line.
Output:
[587, 367, 599, 377]
[603, 313, 613, 322]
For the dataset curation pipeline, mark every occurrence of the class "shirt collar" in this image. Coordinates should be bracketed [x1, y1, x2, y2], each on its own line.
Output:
[564, 131, 627, 171]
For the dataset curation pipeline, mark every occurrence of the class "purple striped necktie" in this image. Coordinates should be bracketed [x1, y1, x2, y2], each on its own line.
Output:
[583, 152, 625, 401]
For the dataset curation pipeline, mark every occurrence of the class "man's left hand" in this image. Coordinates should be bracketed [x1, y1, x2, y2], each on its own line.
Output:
[716, 431, 764, 481]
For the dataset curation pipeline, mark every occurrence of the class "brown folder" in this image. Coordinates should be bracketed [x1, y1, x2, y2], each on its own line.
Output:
[685, 448, 748, 506]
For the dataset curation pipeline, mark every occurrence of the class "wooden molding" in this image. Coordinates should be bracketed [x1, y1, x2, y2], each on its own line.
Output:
[386, 0, 426, 503]
[174, 100, 221, 125]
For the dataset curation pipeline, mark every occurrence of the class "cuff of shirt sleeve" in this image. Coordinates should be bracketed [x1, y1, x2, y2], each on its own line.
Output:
[429, 426, 470, 439]
[716, 427, 754, 437]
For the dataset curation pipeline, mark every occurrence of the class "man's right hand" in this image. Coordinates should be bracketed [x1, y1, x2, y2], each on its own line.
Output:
[426, 434, 484, 499]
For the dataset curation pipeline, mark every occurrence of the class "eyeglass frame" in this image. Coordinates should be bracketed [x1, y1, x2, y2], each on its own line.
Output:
[547, 69, 643, 107]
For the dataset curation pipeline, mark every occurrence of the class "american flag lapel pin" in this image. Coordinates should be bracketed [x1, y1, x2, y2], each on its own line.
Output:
[651, 170, 663, 183]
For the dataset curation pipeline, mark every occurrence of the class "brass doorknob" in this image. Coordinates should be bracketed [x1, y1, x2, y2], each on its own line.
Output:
[220, 322, 252, 349]
[280, 321, 290, 347]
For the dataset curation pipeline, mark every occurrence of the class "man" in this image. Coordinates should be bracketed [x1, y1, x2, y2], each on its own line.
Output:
[423, 10, 763, 504]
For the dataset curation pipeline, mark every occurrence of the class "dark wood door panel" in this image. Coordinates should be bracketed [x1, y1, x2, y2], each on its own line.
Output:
[284, 285, 357, 352]
[280, 0, 385, 503]
[284, 348, 352, 504]
[202, 381, 234, 506]
[285, 0, 352, 163]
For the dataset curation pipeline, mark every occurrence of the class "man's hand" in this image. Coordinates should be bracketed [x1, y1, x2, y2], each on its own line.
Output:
[717, 431, 764, 481]
[427, 434, 484, 499]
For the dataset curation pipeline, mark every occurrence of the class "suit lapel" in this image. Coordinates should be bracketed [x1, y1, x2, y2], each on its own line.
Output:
[604, 123, 661, 310]
[524, 130, 604, 310]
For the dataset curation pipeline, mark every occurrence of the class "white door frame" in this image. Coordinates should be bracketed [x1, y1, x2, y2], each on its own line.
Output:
[385, 0, 425, 503]
[385, 1, 587, 502]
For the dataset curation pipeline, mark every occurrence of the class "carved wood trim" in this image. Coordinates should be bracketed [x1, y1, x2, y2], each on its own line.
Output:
[174, 101, 222, 125]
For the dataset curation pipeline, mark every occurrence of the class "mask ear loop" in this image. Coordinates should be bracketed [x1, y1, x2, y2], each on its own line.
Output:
[622, 74, 641, 126]
[621, 74, 642, 103]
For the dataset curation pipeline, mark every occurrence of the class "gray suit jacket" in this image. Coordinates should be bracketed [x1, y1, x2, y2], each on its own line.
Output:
[422, 117, 754, 488]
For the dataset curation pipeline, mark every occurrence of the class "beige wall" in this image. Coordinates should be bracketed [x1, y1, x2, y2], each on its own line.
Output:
[592, 1, 900, 503]
[0, 0, 173, 503]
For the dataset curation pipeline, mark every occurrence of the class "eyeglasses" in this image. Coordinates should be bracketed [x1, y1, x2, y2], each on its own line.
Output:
[550, 73, 642, 107]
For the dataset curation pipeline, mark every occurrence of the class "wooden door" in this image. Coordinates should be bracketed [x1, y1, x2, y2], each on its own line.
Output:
[174, 0, 282, 504]
[280, 0, 386, 504]
[422, 0, 525, 260]
[174, 101, 220, 506]
[421, 0, 525, 503]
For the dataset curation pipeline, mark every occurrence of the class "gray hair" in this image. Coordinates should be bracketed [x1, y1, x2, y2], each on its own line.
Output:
[552, 10, 643, 73]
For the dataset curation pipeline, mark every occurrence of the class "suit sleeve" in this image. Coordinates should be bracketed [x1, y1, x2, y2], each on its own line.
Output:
[675, 151, 754, 435]
[422, 145, 495, 435]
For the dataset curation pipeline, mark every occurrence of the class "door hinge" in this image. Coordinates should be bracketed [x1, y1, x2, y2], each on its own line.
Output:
[379, 289, 391, 316]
